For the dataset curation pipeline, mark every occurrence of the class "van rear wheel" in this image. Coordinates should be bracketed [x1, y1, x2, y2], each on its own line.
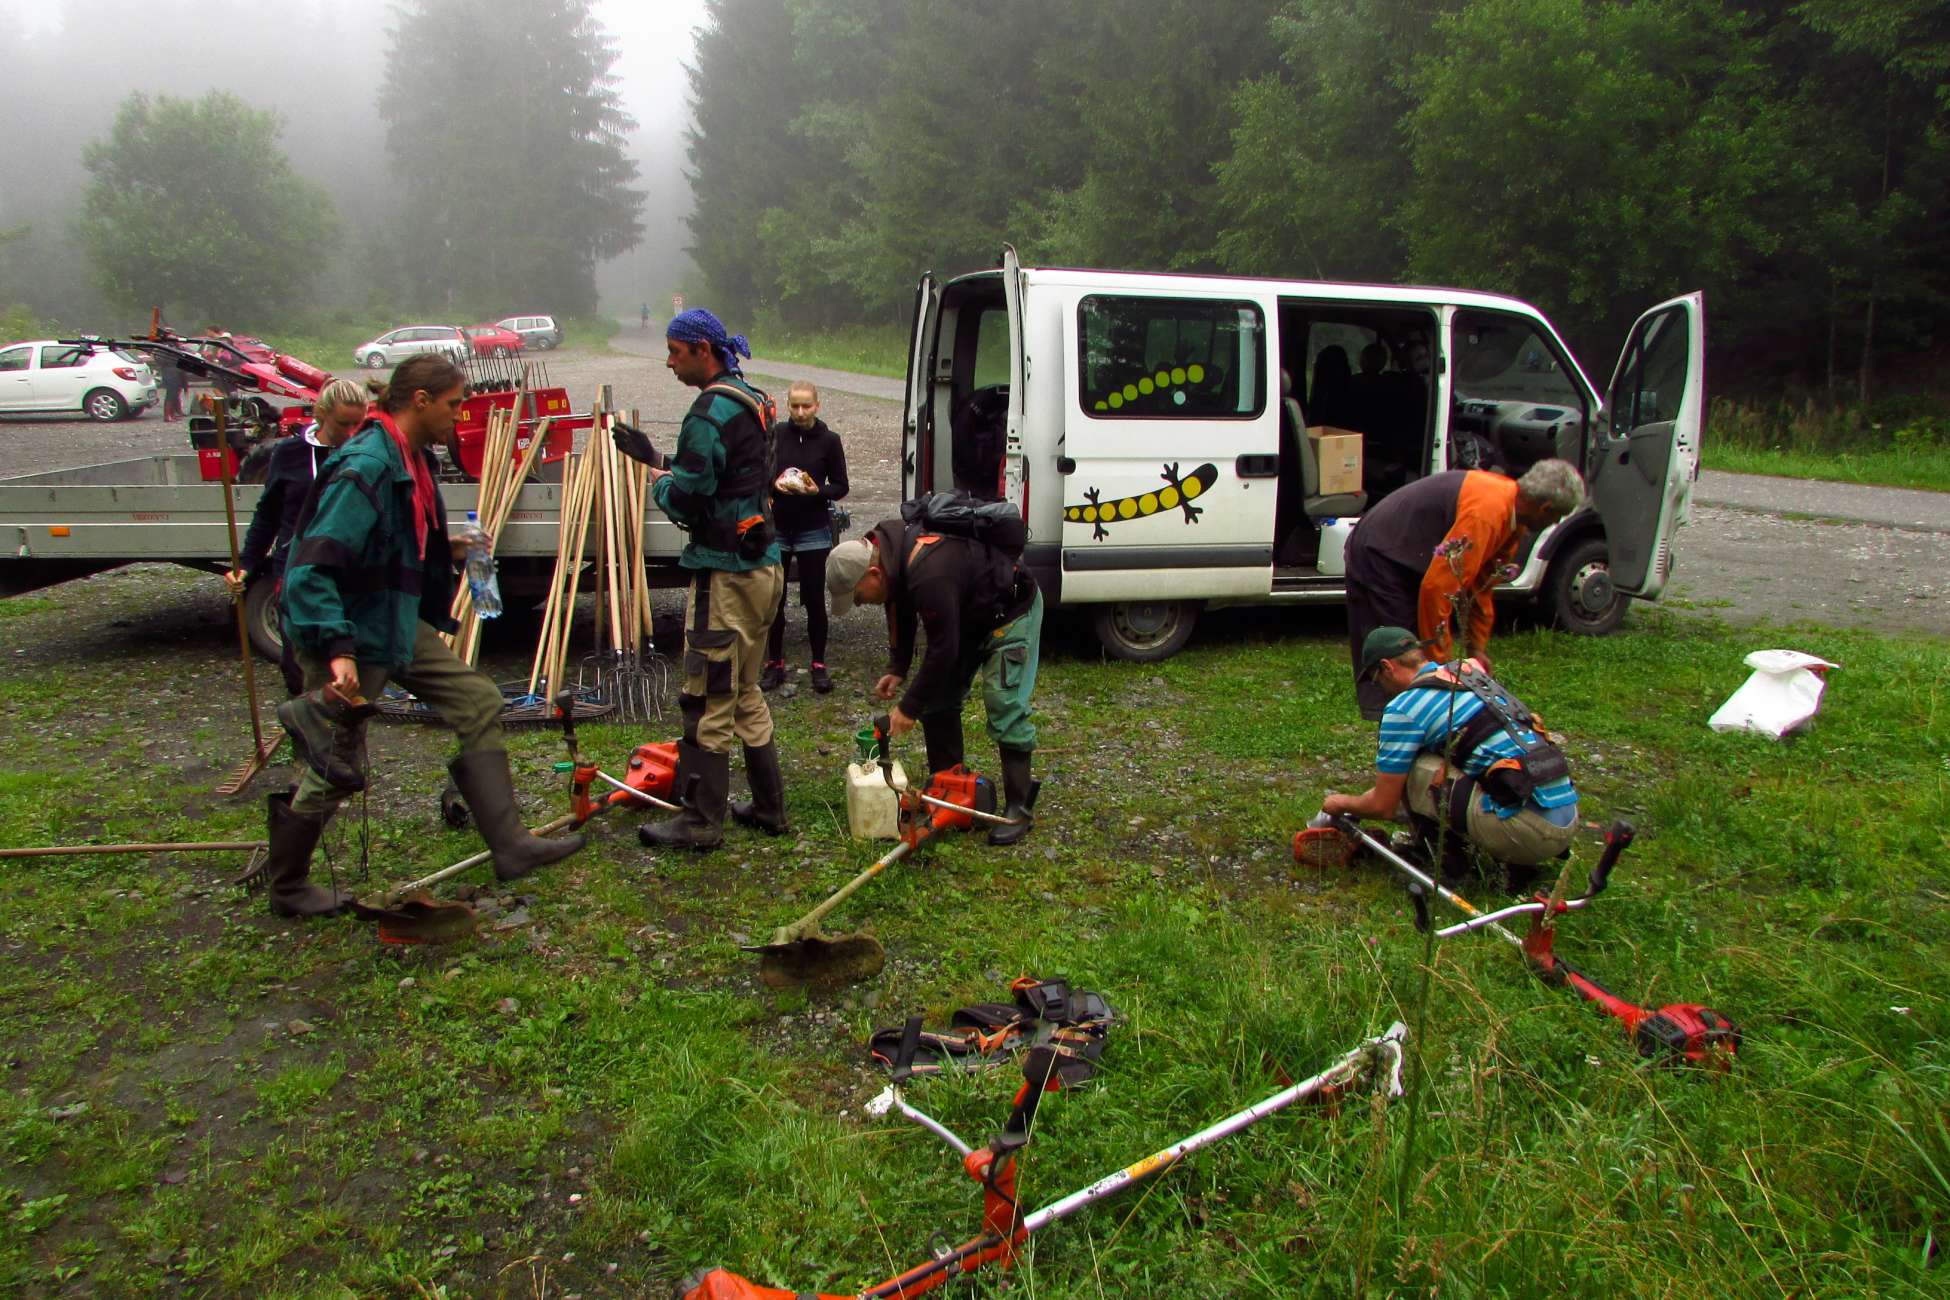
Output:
[1092, 599, 1199, 662]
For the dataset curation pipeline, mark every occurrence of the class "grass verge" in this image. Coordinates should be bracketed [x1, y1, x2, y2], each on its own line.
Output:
[746, 323, 907, 378]
[0, 574, 1945, 1295]
[1703, 442, 1950, 492]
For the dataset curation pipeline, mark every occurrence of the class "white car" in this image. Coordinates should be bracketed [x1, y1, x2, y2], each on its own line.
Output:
[351, 325, 470, 370]
[0, 340, 157, 420]
[495, 314, 563, 350]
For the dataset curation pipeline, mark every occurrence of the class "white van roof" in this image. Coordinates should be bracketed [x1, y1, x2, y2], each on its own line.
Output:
[948, 264, 1548, 318]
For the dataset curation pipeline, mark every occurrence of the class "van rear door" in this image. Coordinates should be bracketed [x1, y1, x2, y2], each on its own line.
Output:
[901, 271, 938, 500]
[1058, 291, 1277, 602]
[1001, 247, 1028, 518]
[1590, 292, 1704, 597]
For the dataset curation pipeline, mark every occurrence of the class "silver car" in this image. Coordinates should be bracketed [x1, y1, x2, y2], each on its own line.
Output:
[352, 325, 470, 370]
[495, 315, 564, 350]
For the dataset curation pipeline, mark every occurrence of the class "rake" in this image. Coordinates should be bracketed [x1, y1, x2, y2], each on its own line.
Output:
[214, 400, 280, 795]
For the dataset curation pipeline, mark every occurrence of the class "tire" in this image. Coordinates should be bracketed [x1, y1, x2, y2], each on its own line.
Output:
[1544, 537, 1627, 635]
[1092, 599, 1200, 662]
[242, 576, 284, 663]
[492, 345, 510, 358]
[365, 351, 386, 369]
[83, 388, 127, 422]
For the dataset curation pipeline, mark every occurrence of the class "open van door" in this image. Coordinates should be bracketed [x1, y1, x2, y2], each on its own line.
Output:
[1000, 246, 1028, 517]
[902, 271, 938, 499]
[1590, 292, 1703, 598]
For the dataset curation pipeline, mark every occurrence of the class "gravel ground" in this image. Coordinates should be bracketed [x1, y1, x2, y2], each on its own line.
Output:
[3, 342, 1943, 641]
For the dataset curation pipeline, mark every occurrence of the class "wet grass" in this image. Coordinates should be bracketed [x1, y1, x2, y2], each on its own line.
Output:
[0, 568, 1945, 1296]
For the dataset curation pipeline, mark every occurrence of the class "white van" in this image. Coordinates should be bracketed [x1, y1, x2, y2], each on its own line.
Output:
[901, 248, 1703, 660]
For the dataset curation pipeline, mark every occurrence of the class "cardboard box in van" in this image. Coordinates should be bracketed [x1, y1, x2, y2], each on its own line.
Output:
[1307, 427, 1364, 496]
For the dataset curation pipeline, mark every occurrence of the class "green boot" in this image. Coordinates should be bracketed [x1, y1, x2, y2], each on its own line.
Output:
[264, 792, 350, 918]
[447, 749, 586, 882]
[730, 741, 791, 836]
[640, 742, 730, 851]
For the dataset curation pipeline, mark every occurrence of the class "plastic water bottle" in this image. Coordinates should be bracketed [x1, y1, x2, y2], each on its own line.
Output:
[463, 510, 502, 619]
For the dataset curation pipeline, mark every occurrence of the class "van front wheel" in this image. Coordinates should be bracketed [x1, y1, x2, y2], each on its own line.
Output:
[1092, 599, 1199, 662]
[1545, 537, 1627, 635]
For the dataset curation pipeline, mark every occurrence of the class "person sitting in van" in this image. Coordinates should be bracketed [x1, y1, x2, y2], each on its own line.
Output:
[1342, 460, 1584, 720]
[1319, 626, 1578, 889]
[825, 515, 1042, 846]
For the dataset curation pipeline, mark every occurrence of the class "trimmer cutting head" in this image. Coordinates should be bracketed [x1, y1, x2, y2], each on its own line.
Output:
[348, 890, 477, 945]
[752, 931, 887, 988]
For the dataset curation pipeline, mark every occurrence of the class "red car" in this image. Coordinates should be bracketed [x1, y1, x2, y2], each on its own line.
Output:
[464, 324, 525, 358]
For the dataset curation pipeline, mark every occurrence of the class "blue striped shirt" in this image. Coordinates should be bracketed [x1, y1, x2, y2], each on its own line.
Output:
[1377, 665, 1578, 823]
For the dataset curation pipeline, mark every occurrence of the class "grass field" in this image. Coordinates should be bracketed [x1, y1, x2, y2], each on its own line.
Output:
[0, 583, 1945, 1296]
[1702, 443, 1950, 493]
[744, 323, 907, 379]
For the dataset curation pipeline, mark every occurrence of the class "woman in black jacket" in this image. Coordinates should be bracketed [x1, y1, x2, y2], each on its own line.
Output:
[761, 382, 849, 694]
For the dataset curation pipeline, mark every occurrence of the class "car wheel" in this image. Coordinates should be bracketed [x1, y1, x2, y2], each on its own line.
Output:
[365, 351, 386, 369]
[1545, 537, 1627, 635]
[1092, 599, 1200, 662]
[83, 388, 127, 421]
[242, 576, 284, 663]
[493, 346, 510, 358]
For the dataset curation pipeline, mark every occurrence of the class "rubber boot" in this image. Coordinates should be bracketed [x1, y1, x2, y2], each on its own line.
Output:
[730, 742, 791, 836]
[987, 747, 1037, 847]
[640, 742, 730, 851]
[276, 689, 370, 792]
[447, 749, 586, 882]
[264, 792, 349, 918]
[920, 711, 965, 778]
[1410, 812, 1474, 888]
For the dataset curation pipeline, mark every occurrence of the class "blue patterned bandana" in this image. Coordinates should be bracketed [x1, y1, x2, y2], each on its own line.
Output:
[666, 308, 751, 375]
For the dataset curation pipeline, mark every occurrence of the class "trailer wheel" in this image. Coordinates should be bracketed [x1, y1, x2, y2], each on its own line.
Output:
[243, 578, 284, 663]
[1092, 599, 1199, 662]
[1545, 537, 1626, 635]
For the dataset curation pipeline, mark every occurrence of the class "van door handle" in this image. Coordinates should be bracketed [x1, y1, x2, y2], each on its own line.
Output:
[1235, 454, 1278, 478]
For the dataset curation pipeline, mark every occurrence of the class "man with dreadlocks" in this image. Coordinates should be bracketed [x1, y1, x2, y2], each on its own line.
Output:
[614, 309, 788, 850]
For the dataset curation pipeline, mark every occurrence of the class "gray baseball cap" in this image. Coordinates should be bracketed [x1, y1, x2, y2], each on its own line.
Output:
[826, 538, 874, 615]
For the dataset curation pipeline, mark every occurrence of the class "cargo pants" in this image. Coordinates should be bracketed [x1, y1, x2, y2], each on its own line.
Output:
[1405, 752, 1574, 866]
[291, 621, 504, 816]
[681, 563, 785, 753]
[921, 587, 1043, 751]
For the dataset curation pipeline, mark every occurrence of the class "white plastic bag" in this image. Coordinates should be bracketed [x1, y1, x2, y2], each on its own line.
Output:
[1708, 650, 1837, 739]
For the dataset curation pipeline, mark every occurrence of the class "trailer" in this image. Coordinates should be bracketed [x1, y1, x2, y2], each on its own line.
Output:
[0, 452, 689, 659]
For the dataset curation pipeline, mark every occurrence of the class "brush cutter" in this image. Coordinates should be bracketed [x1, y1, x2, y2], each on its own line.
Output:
[1330, 816, 1740, 1069]
[676, 1020, 1407, 1300]
[349, 693, 681, 944]
[744, 756, 1015, 988]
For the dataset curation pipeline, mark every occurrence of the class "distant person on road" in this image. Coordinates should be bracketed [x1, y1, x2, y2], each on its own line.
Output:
[225, 378, 369, 696]
[761, 381, 849, 695]
[1342, 461, 1584, 720]
[640, 302, 650, 329]
[612, 307, 788, 849]
[158, 354, 188, 422]
[270, 354, 584, 919]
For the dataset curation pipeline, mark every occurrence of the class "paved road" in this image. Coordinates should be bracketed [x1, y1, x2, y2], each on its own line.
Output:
[1694, 471, 1948, 534]
[606, 328, 908, 401]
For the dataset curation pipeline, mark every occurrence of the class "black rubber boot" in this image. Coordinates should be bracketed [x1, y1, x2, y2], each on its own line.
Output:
[447, 749, 586, 882]
[276, 689, 371, 791]
[1411, 812, 1475, 888]
[264, 792, 349, 918]
[920, 711, 965, 778]
[640, 742, 730, 851]
[730, 742, 791, 835]
[987, 747, 1037, 846]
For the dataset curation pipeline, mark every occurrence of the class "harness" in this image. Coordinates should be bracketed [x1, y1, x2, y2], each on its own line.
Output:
[1411, 661, 1571, 824]
[869, 976, 1115, 1083]
[692, 381, 778, 558]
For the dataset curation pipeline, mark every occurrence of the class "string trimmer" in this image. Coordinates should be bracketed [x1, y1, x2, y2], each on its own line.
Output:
[1328, 816, 1740, 1069]
[677, 1018, 1407, 1300]
[349, 692, 681, 944]
[745, 717, 1020, 987]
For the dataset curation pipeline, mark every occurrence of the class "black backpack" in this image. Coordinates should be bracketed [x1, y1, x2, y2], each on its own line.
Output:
[899, 491, 1027, 558]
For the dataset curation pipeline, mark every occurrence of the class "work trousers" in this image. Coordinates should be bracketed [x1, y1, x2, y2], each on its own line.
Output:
[681, 564, 784, 754]
[766, 545, 831, 664]
[1344, 532, 1422, 721]
[920, 587, 1043, 752]
[1404, 752, 1574, 866]
[291, 621, 504, 816]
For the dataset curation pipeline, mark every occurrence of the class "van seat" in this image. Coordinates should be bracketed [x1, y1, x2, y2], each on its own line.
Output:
[1283, 369, 1365, 519]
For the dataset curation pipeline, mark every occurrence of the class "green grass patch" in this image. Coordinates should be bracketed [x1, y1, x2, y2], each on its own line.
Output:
[1708, 395, 1950, 491]
[746, 322, 908, 377]
[1703, 442, 1950, 492]
[0, 593, 1945, 1294]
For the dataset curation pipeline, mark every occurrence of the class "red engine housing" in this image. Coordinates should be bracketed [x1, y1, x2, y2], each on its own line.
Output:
[451, 388, 587, 479]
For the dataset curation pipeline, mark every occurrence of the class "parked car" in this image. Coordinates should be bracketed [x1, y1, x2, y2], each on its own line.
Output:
[352, 325, 470, 369]
[464, 324, 525, 358]
[0, 340, 157, 420]
[495, 315, 563, 350]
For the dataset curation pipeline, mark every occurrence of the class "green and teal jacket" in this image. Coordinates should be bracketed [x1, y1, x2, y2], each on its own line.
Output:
[281, 419, 458, 668]
[650, 372, 781, 572]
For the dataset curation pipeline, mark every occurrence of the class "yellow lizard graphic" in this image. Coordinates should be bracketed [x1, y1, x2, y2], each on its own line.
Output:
[1064, 462, 1218, 541]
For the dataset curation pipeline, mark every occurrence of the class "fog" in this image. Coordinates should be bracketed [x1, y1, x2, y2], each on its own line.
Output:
[0, 0, 697, 325]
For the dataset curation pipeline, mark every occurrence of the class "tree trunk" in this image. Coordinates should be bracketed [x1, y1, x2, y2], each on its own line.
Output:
[1858, 285, 1876, 408]
[1825, 275, 1838, 408]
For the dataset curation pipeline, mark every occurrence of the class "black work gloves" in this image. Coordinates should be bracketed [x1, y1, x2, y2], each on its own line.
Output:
[611, 420, 663, 469]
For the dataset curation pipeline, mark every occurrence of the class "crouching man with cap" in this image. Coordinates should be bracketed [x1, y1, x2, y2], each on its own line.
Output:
[826, 518, 1042, 846]
[1319, 626, 1579, 888]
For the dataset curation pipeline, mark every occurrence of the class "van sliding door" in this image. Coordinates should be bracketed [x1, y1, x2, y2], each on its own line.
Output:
[1058, 294, 1278, 602]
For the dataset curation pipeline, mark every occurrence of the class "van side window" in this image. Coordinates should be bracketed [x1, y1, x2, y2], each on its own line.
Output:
[1078, 296, 1265, 419]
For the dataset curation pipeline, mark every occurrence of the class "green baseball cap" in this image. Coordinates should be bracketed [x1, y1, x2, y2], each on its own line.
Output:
[1358, 626, 1424, 681]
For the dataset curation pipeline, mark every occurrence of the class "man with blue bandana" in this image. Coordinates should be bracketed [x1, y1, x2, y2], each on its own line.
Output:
[614, 309, 788, 850]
